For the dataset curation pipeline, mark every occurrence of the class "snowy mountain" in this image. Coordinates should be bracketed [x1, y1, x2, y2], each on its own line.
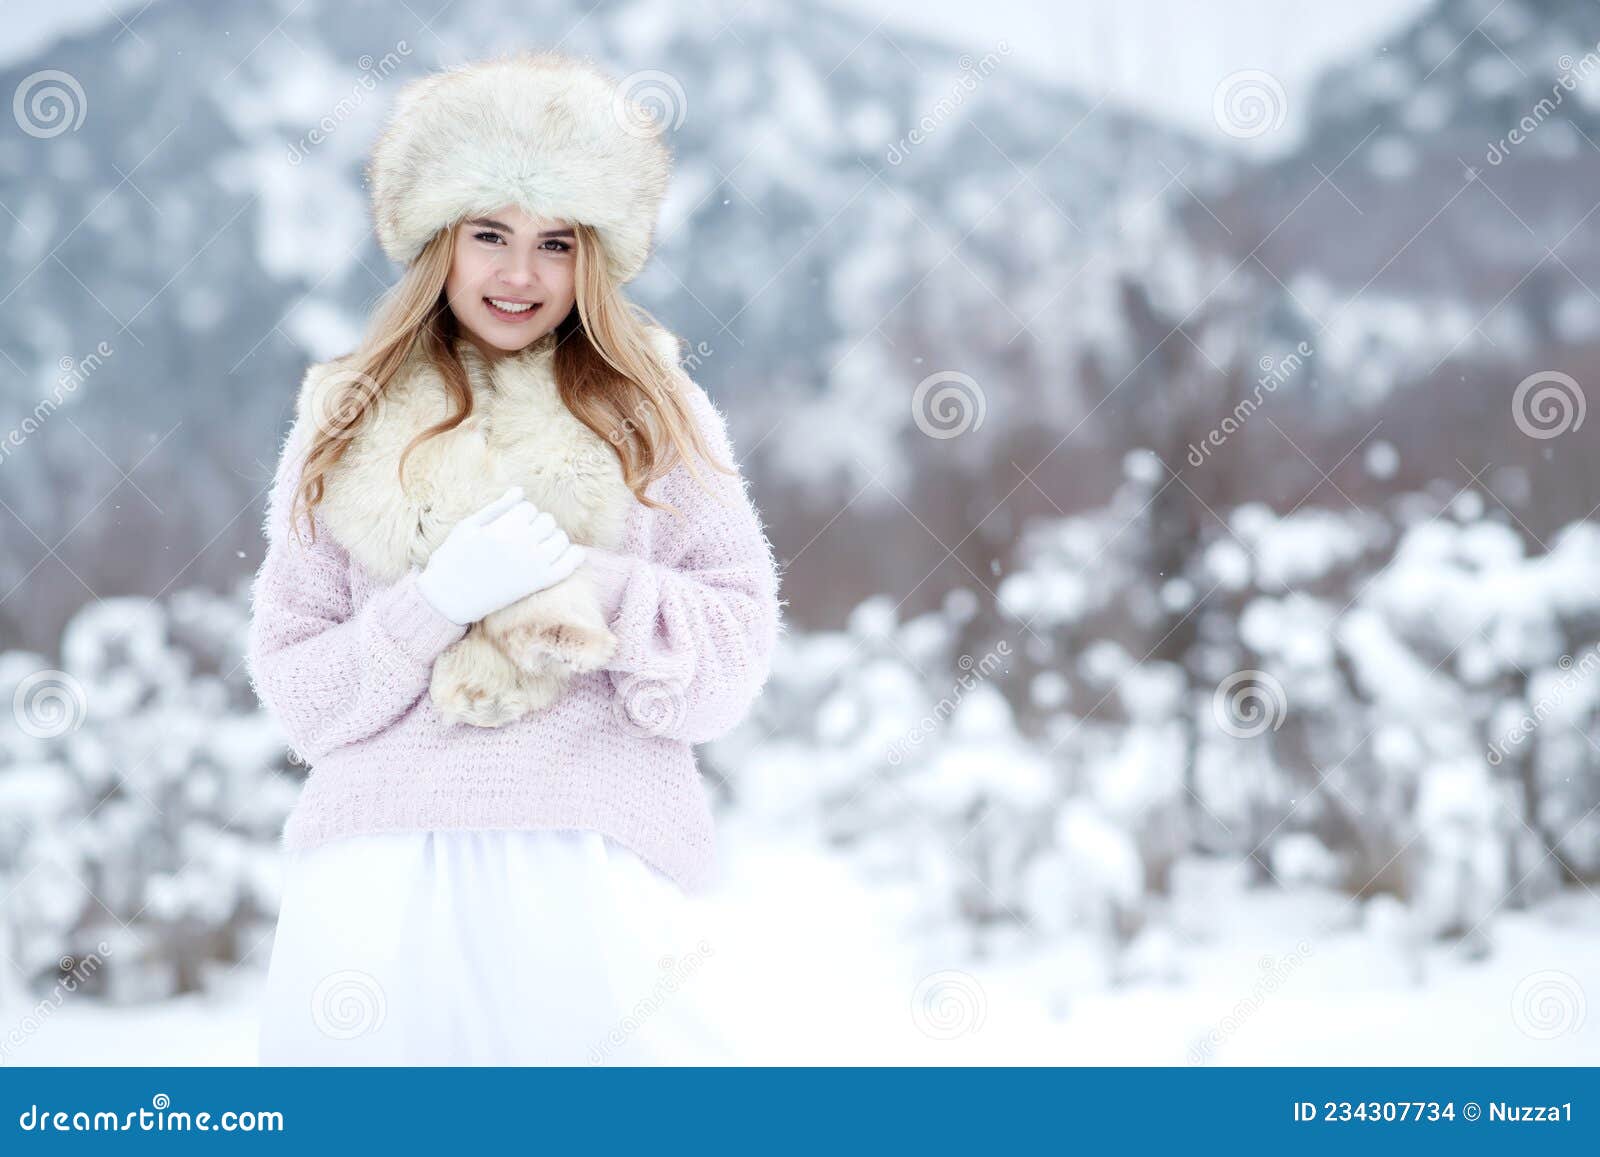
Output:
[1213, 0, 1600, 302]
[1134, 0, 1600, 546]
[3, 0, 1598, 642]
[0, 0, 1224, 650]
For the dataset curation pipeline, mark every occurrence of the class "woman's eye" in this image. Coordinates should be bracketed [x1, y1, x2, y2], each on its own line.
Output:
[542, 240, 572, 252]
[474, 230, 504, 245]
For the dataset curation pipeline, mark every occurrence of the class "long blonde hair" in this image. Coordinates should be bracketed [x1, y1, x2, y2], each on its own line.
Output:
[289, 221, 734, 546]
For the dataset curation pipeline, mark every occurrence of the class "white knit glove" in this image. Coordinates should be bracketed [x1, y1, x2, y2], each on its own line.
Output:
[415, 486, 585, 626]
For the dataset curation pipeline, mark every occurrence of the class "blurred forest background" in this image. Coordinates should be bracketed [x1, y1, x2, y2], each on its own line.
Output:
[0, 0, 1597, 1062]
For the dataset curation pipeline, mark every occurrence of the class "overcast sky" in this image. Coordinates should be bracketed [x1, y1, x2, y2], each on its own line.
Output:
[822, 0, 1430, 150]
[6, 0, 1432, 151]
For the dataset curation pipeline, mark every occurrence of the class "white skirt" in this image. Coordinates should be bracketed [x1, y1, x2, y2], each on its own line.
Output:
[256, 828, 734, 1065]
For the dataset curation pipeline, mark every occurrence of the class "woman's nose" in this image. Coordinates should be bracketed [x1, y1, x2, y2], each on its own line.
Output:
[498, 251, 541, 289]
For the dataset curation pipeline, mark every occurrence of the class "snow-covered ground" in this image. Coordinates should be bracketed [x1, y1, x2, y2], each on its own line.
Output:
[6, 818, 1594, 1066]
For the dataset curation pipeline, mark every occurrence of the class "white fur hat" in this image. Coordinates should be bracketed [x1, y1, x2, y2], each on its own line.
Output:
[367, 51, 672, 284]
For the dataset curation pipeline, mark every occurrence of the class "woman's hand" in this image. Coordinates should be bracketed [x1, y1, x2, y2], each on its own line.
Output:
[415, 486, 585, 625]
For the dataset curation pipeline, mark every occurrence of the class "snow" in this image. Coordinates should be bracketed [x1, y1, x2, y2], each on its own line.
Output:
[20, 458, 1598, 1067]
[3, 0, 1598, 1072]
[7, 823, 1595, 1066]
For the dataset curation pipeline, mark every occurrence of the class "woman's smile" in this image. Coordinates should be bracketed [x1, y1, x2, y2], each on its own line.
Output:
[484, 296, 544, 323]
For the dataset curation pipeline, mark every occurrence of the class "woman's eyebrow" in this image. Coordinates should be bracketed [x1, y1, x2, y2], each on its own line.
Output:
[465, 218, 575, 239]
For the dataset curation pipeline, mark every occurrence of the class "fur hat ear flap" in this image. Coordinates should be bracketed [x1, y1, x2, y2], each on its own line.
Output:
[367, 51, 673, 284]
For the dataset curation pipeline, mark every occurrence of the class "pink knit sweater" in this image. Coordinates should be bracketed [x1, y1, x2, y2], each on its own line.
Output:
[245, 374, 784, 893]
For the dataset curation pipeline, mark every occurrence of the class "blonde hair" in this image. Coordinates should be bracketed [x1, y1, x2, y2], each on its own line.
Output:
[289, 221, 734, 546]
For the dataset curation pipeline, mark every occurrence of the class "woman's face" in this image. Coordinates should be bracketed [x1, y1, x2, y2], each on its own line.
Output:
[443, 205, 578, 356]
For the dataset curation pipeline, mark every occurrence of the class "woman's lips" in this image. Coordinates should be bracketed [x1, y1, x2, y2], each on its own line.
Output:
[484, 298, 544, 323]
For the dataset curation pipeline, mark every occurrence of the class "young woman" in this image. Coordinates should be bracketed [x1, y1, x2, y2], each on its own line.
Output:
[246, 52, 784, 1065]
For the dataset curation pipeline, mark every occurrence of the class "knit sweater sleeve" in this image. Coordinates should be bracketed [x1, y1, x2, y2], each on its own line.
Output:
[583, 380, 784, 745]
[245, 418, 469, 764]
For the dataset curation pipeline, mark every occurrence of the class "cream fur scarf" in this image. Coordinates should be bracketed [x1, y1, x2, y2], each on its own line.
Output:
[294, 328, 675, 727]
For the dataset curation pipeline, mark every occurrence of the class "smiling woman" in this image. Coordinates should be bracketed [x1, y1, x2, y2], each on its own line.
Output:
[444, 210, 579, 354]
[247, 50, 783, 1066]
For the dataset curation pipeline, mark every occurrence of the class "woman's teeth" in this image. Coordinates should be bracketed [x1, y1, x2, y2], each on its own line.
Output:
[486, 298, 541, 318]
